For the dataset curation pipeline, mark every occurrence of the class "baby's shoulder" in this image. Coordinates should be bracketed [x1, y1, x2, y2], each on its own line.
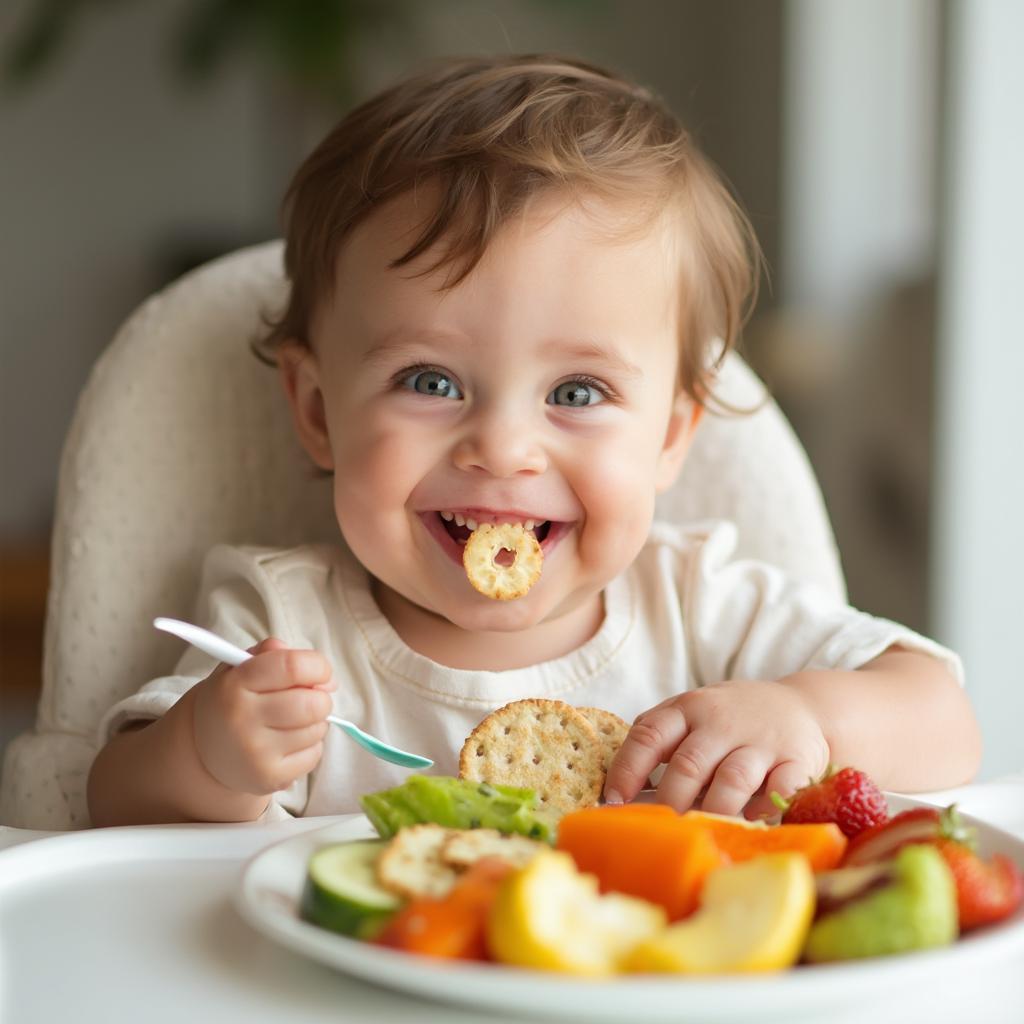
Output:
[639, 519, 741, 570]
[623, 520, 739, 609]
[199, 540, 357, 595]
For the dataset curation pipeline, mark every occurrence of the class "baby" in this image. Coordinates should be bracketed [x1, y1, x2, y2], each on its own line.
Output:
[87, 55, 981, 827]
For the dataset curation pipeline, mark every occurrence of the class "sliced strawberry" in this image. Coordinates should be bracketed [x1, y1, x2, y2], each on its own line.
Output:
[813, 860, 894, 917]
[843, 807, 943, 866]
[844, 804, 977, 867]
[935, 839, 1024, 931]
[844, 803, 1024, 928]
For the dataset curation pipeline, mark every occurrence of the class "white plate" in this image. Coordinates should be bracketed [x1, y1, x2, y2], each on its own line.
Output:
[235, 796, 1024, 1022]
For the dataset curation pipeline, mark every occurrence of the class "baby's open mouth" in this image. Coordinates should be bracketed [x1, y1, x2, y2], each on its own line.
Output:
[437, 511, 553, 547]
[421, 509, 567, 570]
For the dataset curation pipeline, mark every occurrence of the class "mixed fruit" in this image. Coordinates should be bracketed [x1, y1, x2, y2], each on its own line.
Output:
[299, 769, 1023, 976]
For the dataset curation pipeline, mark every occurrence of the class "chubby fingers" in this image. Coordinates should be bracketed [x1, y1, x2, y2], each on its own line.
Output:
[244, 684, 332, 789]
[247, 637, 287, 656]
[604, 704, 688, 803]
[261, 685, 334, 730]
[276, 743, 329, 787]
[270, 720, 329, 754]
[743, 760, 816, 821]
[698, 746, 776, 817]
[233, 639, 335, 693]
[654, 728, 746, 812]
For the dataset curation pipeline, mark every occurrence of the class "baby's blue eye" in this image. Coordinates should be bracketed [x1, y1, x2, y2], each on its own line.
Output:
[402, 369, 462, 399]
[547, 380, 605, 407]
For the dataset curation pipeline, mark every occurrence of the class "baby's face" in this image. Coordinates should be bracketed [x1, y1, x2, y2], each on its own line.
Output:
[288, 191, 698, 634]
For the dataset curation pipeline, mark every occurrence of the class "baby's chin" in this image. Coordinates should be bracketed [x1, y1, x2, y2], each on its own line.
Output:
[386, 575, 593, 635]
[441, 597, 551, 633]
[412, 586, 556, 633]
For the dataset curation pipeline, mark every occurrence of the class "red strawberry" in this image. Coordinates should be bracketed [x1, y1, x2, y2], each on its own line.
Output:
[934, 838, 1024, 930]
[770, 765, 888, 838]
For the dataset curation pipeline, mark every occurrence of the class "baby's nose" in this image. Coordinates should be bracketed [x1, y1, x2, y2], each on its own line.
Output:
[452, 408, 547, 478]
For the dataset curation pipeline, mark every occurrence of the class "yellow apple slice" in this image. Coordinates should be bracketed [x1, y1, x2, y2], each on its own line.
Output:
[625, 852, 815, 974]
[487, 850, 666, 976]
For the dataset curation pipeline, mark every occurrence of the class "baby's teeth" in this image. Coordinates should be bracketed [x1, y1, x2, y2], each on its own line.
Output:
[465, 517, 479, 532]
[454, 513, 466, 527]
[440, 511, 454, 522]
[524, 519, 536, 532]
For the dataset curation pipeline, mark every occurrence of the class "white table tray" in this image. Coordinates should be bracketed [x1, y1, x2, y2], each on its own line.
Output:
[3, 789, 1024, 1024]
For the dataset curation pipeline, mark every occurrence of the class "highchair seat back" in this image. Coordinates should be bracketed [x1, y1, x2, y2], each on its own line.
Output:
[0, 241, 845, 829]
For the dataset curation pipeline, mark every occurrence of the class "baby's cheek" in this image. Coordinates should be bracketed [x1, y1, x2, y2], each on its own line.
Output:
[573, 449, 657, 576]
[331, 427, 421, 543]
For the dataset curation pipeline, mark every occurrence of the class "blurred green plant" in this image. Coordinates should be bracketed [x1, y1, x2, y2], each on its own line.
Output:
[4, 0, 415, 104]
[4, 0, 596, 106]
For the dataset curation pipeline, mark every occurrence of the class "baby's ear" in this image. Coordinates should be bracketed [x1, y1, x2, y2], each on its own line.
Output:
[277, 341, 334, 471]
[654, 393, 702, 494]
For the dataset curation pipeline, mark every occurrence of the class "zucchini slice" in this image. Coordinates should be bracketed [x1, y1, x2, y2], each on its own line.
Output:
[300, 840, 401, 939]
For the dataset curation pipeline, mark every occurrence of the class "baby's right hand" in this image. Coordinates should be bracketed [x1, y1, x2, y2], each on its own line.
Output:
[192, 638, 335, 796]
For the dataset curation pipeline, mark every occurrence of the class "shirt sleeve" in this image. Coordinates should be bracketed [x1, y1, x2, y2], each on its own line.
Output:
[681, 522, 964, 688]
[95, 544, 309, 818]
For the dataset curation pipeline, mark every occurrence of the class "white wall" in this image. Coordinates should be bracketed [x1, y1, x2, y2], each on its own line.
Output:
[0, 0, 270, 537]
[933, 0, 1024, 780]
[779, 1, 941, 633]
[782, 0, 939, 322]
[782, 0, 1024, 778]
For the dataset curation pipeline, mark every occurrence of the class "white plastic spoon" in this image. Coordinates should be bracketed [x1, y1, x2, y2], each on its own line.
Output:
[153, 617, 433, 769]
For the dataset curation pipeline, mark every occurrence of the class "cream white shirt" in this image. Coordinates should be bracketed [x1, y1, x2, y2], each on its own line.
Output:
[99, 521, 962, 819]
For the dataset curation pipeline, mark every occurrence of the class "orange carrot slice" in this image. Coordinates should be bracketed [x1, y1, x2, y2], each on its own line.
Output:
[681, 810, 848, 871]
[556, 806, 726, 920]
[375, 857, 513, 960]
[601, 802, 678, 817]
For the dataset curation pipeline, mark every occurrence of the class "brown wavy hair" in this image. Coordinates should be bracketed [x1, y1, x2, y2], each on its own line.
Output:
[258, 54, 763, 408]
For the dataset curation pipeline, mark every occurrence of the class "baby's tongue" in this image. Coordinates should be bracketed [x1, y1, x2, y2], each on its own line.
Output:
[447, 520, 472, 544]
[445, 519, 516, 560]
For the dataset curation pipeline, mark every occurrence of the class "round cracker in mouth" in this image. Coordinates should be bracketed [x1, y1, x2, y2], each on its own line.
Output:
[462, 522, 543, 600]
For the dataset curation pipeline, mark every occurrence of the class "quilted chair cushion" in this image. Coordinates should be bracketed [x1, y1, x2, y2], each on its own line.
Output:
[0, 241, 844, 829]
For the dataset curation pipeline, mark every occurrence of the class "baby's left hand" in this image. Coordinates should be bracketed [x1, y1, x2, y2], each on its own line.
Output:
[604, 680, 830, 818]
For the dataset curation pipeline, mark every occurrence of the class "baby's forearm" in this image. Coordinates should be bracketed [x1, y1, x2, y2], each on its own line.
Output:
[780, 649, 982, 792]
[86, 687, 269, 826]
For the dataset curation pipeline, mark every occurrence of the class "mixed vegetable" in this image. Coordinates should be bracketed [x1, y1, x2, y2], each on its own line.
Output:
[298, 771, 1023, 975]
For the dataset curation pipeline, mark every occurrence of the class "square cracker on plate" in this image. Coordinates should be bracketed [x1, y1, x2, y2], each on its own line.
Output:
[458, 698, 607, 815]
[577, 706, 629, 773]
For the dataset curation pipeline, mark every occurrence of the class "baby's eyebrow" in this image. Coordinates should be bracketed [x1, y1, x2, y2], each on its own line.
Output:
[359, 330, 643, 381]
[360, 329, 468, 367]
[552, 339, 644, 381]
